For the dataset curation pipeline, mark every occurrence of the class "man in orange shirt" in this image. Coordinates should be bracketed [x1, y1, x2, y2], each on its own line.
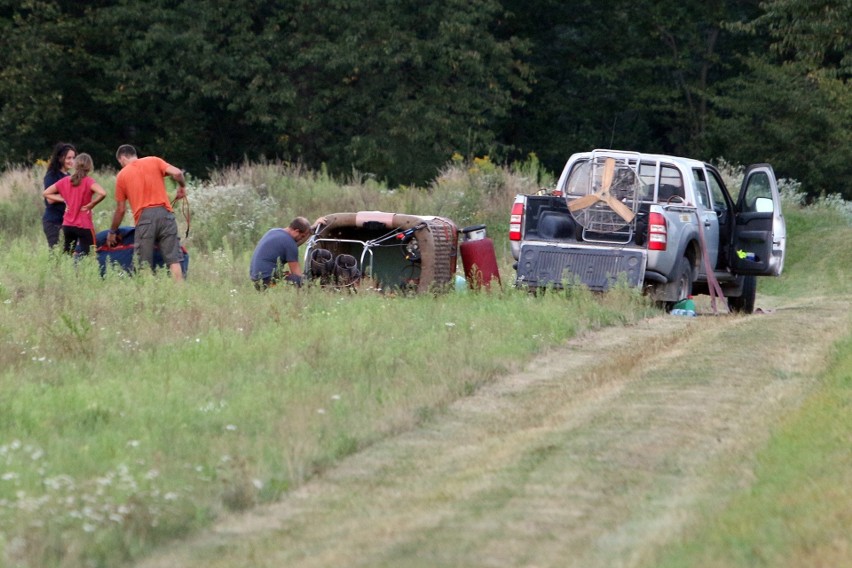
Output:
[106, 145, 187, 281]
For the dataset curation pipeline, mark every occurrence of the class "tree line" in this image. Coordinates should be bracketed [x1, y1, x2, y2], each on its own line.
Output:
[1, 0, 849, 197]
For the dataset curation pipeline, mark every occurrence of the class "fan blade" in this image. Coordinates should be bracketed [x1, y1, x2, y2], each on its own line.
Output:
[601, 194, 635, 223]
[568, 193, 601, 212]
[600, 157, 615, 193]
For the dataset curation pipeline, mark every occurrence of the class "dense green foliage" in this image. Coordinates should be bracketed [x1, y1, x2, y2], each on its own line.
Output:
[1, 0, 850, 195]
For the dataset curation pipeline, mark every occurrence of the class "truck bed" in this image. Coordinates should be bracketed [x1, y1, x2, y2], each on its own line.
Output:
[515, 195, 650, 290]
[521, 195, 652, 247]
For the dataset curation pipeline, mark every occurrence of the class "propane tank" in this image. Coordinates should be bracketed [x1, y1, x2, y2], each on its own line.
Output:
[460, 224, 501, 290]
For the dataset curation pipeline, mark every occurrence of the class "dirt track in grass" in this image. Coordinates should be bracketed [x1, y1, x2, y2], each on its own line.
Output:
[136, 293, 852, 568]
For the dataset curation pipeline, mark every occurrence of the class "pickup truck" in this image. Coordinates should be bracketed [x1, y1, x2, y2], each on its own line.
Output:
[509, 149, 787, 313]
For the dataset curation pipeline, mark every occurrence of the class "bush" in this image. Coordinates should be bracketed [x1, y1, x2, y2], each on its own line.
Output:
[187, 183, 278, 253]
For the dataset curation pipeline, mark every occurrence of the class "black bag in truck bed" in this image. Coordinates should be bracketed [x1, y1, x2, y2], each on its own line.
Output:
[515, 244, 646, 291]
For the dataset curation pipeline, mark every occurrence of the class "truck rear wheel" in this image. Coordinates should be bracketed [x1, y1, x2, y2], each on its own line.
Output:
[728, 275, 756, 314]
[665, 256, 693, 312]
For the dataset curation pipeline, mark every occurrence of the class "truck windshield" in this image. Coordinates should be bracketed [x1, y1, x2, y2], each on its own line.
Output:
[565, 158, 642, 201]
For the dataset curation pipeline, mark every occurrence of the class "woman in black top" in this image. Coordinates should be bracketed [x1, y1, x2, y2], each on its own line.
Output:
[42, 142, 77, 248]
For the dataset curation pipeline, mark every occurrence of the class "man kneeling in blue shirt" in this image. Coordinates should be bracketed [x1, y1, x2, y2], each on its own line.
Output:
[249, 216, 325, 290]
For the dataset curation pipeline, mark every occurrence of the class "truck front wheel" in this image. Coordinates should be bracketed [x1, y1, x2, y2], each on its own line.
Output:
[728, 275, 757, 314]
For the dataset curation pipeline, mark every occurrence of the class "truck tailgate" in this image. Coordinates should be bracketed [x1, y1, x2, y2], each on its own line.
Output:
[516, 243, 646, 291]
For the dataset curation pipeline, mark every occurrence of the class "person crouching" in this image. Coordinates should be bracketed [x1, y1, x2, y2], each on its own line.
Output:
[249, 216, 325, 290]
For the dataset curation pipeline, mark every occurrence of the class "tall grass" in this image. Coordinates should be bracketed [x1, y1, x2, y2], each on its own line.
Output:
[2, 154, 550, 258]
[176, 154, 551, 256]
[0, 166, 45, 242]
[1, 157, 640, 568]
[0, 246, 651, 567]
[755, 179, 852, 298]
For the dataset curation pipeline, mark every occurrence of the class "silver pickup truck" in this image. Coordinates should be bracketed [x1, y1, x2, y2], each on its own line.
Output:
[509, 149, 787, 312]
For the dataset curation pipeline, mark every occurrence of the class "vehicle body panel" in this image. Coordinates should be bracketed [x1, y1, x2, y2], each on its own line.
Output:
[510, 149, 786, 304]
[516, 243, 646, 290]
[730, 164, 786, 277]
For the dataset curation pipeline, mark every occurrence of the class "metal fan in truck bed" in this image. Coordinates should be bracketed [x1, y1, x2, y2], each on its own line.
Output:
[567, 156, 638, 233]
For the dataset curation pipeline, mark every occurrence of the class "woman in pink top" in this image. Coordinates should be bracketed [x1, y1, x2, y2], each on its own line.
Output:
[43, 153, 107, 256]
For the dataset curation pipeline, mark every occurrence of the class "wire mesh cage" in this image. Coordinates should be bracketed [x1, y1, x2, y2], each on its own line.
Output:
[304, 212, 459, 293]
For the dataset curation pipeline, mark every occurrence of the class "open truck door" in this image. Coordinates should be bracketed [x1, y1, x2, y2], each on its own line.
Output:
[730, 164, 786, 276]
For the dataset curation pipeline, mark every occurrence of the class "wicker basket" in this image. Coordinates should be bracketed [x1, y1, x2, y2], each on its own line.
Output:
[305, 211, 459, 293]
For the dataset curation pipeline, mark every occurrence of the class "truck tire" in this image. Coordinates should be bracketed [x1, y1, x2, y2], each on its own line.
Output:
[665, 256, 693, 311]
[728, 275, 756, 314]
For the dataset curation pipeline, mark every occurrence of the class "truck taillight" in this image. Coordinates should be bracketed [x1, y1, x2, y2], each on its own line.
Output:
[509, 202, 524, 241]
[648, 211, 667, 251]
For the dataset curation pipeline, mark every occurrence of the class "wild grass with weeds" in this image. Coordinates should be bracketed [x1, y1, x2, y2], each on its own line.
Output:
[0, 255, 649, 566]
[0, 156, 652, 567]
[0, 166, 45, 242]
[182, 155, 544, 255]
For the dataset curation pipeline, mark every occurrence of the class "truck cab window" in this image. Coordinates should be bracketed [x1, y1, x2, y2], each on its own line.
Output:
[706, 170, 729, 213]
[657, 165, 684, 202]
[691, 169, 711, 208]
[743, 172, 772, 212]
[638, 162, 657, 201]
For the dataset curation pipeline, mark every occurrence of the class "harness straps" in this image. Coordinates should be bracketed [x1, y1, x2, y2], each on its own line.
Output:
[171, 194, 191, 239]
[694, 209, 728, 314]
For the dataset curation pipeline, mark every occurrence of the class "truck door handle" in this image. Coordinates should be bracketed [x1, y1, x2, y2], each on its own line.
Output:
[704, 220, 712, 228]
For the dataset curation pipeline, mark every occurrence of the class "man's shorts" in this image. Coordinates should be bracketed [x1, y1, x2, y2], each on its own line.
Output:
[135, 206, 183, 268]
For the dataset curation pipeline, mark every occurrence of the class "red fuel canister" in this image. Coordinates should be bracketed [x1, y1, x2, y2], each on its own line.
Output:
[460, 224, 501, 290]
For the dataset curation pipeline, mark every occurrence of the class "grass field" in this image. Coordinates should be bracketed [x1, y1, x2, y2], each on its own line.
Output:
[0, 159, 649, 567]
[1, 160, 850, 567]
[651, 203, 852, 568]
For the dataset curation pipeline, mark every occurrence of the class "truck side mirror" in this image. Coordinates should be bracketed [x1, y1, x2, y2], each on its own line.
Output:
[754, 196, 773, 213]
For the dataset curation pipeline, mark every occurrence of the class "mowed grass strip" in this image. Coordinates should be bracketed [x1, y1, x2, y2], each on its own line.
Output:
[648, 205, 852, 568]
[652, 334, 852, 568]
